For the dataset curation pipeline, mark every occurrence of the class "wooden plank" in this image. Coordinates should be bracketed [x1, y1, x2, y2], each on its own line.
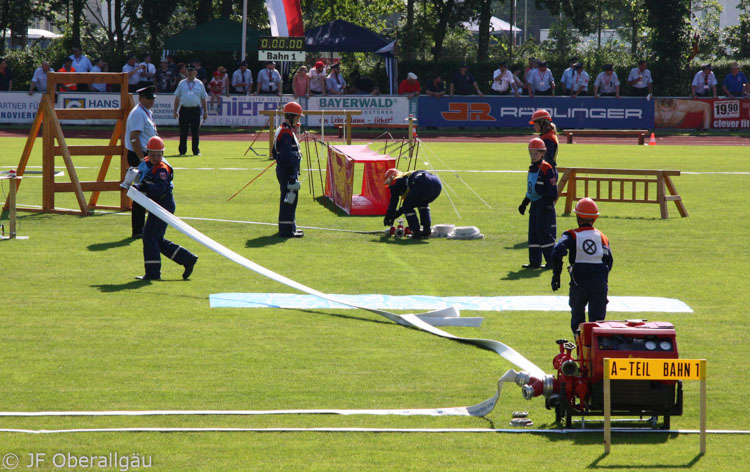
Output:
[664, 175, 689, 217]
[42, 96, 55, 211]
[566, 132, 573, 144]
[657, 171, 668, 219]
[88, 121, 122, 208]
[44, 98, 88, 214]
[48, 72, 127, 84]
[55, 109, 121, 120]
[53, 145, 121, 156]
[565, 171, 576, 214]
[557, 167, 680, 176]
[120, 94, 134, 210]
[55, 181, 122, 192]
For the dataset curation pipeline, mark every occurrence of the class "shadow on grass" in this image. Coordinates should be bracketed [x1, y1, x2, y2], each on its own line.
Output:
[295, 308, 391, 326]
[87, 237, 135, 251]
[369, 235, 428, 245]
[501, 268, 550, 280]
[246, 234, 288, 248]
[587, 450, 702, 469]
[91, 279, 155, 292]
[505, 241, 527, 250]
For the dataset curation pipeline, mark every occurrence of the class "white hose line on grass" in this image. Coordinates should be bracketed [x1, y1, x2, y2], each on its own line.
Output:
[0, 427, 747, 435]
[129, 188, 544, 384]
[128, 188, 542, 377]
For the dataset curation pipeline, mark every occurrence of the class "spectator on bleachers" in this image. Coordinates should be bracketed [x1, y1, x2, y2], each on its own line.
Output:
[292, 65, 309, 98]
[450, 63, 483, 96]
[424, 75, 446, 98]
[70, 47, 92, 91]
[560, 58, 578, 95]
[593, 64, 620, 98]
[510, 65, 524, 97]
[137, 53, 156, 89]
[627, 60, 653, 97]
[570, 62, 590, 97]
[491, 61, 516, 95]
[527, 61, 555, 97]
[722, 62, 748, 98]
[123, 55, 143, 93]
[326, 63, 346, 95]
[90, 57, 107, 92]
[232, 61, 253, 95]
[58, 57, 77, 92]
[28, 61, 50, 94]
[691, 64, 717, 99]
[155, 58, 176, 93]
[309, 61, 327, 95]
[398, 72, 421, 99]
[348, 71, 377, 95]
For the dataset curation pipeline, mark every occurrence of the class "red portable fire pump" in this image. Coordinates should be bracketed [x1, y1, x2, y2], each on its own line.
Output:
[518, 320, 683, 428]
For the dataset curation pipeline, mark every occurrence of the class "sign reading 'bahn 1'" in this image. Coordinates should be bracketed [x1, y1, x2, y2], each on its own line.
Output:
[258, 36, 305, 62]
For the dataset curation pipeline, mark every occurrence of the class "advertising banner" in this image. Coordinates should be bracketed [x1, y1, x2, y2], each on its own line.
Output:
[0, 93, 42, 123]
[416, 96, 655, 129]
[654, 97, 750, 129]
[305, 95, 411, 127]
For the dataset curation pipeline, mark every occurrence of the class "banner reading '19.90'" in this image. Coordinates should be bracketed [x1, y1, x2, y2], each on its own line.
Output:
[416, 96, 655, 129]
[654, 97, 750, 129]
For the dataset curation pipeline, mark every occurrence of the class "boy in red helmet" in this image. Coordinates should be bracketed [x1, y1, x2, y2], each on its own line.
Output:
[135, 136, 198, 280]
[528, 109, 559, 169]
[519, 137, 557, 268]
[273, 101, 304, 238]
[550, 197, 613, 334]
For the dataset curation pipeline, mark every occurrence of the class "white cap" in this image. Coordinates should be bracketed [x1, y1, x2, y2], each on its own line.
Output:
[407, 72, 417, 80]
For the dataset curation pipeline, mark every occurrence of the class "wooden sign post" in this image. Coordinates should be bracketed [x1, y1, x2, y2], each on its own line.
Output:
[603, 358, 707, 455]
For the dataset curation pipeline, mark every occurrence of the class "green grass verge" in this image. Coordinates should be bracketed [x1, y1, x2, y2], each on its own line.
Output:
[0, 136, 747, 470]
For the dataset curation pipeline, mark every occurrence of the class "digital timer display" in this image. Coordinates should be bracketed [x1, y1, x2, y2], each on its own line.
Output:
[258, 37, 305, 51]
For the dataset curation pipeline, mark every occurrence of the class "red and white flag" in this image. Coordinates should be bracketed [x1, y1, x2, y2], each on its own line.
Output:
[265, 0, 304, 36]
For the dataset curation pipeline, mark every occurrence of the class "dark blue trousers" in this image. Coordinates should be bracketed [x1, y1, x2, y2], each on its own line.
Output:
[568, 276, 608, 334]
[402, 176, 442, 234]
[143, 197, 196, 278]
[528, 200, 556, 265]
[178, 106, 201, 155]
[276, 166, 299, 236]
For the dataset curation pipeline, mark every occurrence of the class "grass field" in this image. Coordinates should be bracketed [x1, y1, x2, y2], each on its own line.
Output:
[1, 132, 748, 471]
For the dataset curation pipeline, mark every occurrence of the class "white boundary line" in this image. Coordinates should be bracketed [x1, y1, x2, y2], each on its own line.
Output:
[0, 427, 747, 435]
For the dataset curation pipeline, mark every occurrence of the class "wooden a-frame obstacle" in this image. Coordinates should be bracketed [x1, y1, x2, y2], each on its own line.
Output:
[3, 71, 133, 215]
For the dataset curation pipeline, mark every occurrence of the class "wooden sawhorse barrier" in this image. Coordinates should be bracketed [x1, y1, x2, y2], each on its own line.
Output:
[557, 167, 688, 219]
[5, 71, 132, 215]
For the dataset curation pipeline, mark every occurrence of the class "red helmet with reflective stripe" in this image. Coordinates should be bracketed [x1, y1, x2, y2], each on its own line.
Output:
[529, 109, 552, 124]
[528, 137, 546, 150]
[574, 197, 600, 219]
[283, 101, 304, 116]
[384, 168, 401, 186]
[146, 136, 165, 151]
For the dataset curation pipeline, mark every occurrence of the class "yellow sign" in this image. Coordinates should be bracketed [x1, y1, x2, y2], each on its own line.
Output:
[607, 358, 704, 380]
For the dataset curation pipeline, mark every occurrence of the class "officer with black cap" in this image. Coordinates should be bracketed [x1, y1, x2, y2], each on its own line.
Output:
[232, 60, 253, 95]
[125, 85, 158, 238]
[173, 64, 208, 156]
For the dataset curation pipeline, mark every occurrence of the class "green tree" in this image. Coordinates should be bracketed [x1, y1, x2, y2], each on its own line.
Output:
[690, 0, 725, 60]
[643, 0, 691, 95]
[725, 0, 750, 58]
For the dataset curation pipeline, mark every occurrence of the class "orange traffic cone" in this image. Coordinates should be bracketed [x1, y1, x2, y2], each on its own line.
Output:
[648, 132, 656, 146]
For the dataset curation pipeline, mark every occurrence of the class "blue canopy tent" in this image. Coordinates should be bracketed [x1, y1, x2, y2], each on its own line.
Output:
[305, 19, 397, 94]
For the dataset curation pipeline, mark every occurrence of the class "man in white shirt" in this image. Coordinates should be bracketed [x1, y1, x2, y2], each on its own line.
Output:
[593, 64, 620, 98]
[69, 47, 92, 91]
[570, 63, 590, 97]
[491, 61, 515, 95]
[326, 63, 346, 95]
[28, 61, 51, 95]
[123, 55, 143, 93]
[560, 58, 577, 95]
[256, 61, 282, 96]
[137, 53, 156, 89]
[231, 61, 253, 94]
[691, 63, 717, 98]
[308, 61, 327, 95]
[527, 61, 555, 97]
[173, 65, 209, 156]
[89, 57, 106, 92]
[627, 60, 652, 97]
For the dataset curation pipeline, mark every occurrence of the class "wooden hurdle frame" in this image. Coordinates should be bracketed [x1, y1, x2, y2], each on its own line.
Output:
[260, 109, 362, 158]
[4, 71, 132, 215]
[557, 167, 688, 219]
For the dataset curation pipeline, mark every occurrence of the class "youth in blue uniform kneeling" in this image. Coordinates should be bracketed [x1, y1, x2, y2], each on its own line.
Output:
[519, 138, 557, 268]
[550, 198, 613, 334]
[134, 136, 198, 280]
[383, 169, 442, 239]
[273, 101, 305, 238]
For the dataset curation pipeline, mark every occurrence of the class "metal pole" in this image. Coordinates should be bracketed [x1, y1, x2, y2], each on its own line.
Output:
[241, 0, 248, 62]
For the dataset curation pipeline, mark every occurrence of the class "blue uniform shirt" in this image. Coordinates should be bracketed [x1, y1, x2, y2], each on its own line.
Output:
[723, 72, 748, 95]
[141, 160, 174, 200]
[551, 224, 613, 279]
[526, 160, 557, 202]
[174, 78, 207, 107]
[125, 104, 157, 152]
[272, 123, 301, 180]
